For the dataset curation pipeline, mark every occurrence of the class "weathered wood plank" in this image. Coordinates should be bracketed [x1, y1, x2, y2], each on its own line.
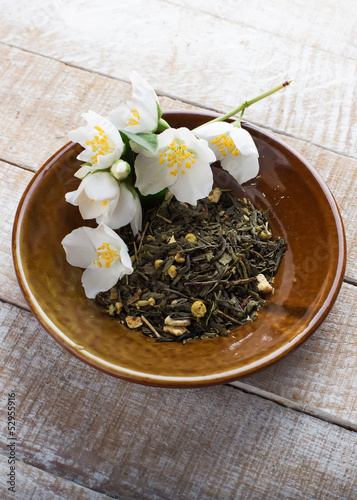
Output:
[2, 0, 357, 157]
[0, 42, 354, 312]
[0, 454, 113, 499]
[0, 162, 33, 310]
[0, 301, 357, 500]
[170, 0, 357, 59]
[0, 27, 356, 458]
[1, 274, 356, 430]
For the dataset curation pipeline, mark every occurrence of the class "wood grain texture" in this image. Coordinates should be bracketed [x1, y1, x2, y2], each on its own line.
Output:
[0, 36, 355, 426]
[170, 0, 357, 60]
[0, 162, 33, 309]
[0, 301, 357, 500]
[2, 0, 357, 158]
[1, 272, 356, 428]
[0, 455, 112, 499]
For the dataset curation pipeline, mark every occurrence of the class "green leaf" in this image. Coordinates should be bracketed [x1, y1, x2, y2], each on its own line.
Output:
[157, 118, 171, 132]
[120, 130, 158, 154]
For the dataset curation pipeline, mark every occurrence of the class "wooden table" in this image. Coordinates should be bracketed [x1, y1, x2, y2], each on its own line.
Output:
[1, 1, 357, 498]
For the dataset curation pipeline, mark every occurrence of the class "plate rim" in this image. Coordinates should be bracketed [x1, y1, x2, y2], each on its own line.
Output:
[12, 111, 347, 387]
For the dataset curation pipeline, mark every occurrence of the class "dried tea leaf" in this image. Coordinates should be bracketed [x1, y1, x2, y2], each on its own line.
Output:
[97, 192, 286, 343]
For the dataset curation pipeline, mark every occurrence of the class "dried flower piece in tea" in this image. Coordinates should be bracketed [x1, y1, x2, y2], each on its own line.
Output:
[97, 191, 286, 342]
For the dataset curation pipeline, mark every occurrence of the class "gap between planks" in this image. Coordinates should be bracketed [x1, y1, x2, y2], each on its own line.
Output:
[0, 156, 35, 173]
[229, 381, 357, 433]
[0, 452, 117, 500]
[344, 275, 357, 287]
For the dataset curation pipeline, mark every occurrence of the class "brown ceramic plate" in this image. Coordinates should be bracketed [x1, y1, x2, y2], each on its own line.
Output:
[12, 111, 346, 387]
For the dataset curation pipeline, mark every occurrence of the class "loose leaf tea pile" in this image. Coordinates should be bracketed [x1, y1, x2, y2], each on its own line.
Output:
[97, 190, 286, 342]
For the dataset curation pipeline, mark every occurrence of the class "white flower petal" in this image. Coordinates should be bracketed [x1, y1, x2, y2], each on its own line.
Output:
[230, 127, 259, 156]
[74, 165, 94, 179]
[130, 71, 157, 104]
[84, 172, 119, 202]
[67, 172, 141, 233]
[62, 223, 133, 298]
[65, 183, 86, 207]
[108, 72, 159, 133]
[69, 110, 124, 170]
[82, 253, 133, 298]
[81, 265, 120, 299]
[61, 227, 96, 268]
[89, 223, 127, 250]
[134, 154, 175, 196]
[82, 197, 116, 220]
[107, 103, 131, 131]
[169, 158, 213, 205]
[195, 122, 234, 162]
[221, 152, 259, 185]
[195, 123, 259, 185]
[97, 183, 142, 235]
[195, 121, 234, 140]
[222, 128, 259, 184]
[65, 172, 120, 221]
[135, 127, 215, 204]
[117, 244, 134, 271]
[129, 194, 143, 236]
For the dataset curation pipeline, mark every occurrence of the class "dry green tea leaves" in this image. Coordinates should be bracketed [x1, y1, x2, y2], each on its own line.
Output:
[97, 191, 286, 342]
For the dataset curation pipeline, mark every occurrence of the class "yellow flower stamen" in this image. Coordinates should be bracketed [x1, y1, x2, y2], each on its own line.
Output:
[128, 108, 140, 126]
[211, 134, 239, 157]
[160, 141, 195, 177]
[93, 242, 120, 269]
[86, 126, 115, 164]
[89, 199, 109, 206]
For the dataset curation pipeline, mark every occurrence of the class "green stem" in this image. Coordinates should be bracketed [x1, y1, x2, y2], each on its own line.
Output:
[194, 80, 292, 130]
[233, 108, 246, 128]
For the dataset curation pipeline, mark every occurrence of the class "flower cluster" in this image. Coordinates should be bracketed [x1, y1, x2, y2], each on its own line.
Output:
[62, 72, 289, 297]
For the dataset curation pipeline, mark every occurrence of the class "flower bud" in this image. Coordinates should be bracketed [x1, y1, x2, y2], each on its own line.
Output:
[110, 160, 131, 180]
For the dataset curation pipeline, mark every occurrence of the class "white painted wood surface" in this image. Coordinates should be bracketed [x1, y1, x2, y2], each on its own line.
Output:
[0, 0, 357, 497]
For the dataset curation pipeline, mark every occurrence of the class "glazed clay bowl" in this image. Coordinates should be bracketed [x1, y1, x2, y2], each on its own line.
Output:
[12, 111, 346, 387]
